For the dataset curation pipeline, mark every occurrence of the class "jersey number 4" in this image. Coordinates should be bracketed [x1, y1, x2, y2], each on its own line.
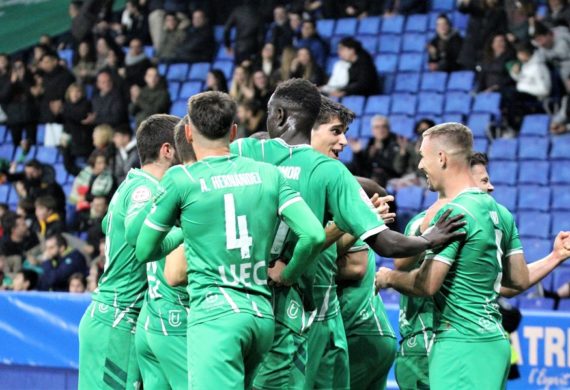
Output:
[224, 194, 253, 259]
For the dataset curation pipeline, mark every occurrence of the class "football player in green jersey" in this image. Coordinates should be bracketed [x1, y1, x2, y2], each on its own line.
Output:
[78, 114, 183, 390]
[134, 116, 196, 390]
[232, 79, 465, 390]
[135, 91, 327, 389]
[376, 123, 531, 389]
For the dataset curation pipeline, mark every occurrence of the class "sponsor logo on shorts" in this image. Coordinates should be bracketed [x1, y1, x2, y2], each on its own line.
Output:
[406, 335, 418, 348]
[287, 301, 301, 319]
[168, 310, 182, 327]
[98, 303, 109, 313]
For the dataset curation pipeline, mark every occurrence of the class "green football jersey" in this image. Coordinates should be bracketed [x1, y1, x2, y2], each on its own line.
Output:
[231, 138, 386, 332]
[425, 188, 517, 342]
[398, 210, 435, 355]
[139, 258, 190, 336]
[338, 240, 395, 338]
[145, 155, 303, 326]
[92, 169, 159, 330]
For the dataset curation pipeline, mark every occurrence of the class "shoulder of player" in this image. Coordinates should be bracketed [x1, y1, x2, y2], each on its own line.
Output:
[311, 154, 349, 176]
[230, 137, 261, 156]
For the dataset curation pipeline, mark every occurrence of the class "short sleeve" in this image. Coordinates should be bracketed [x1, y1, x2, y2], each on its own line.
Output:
[230, 137, 259, 159]
[145, 169, 182, 232]
[503, 210, 523, 257]
[319, 160, 386, 240]
[124, 184, 154, 246]
[424, 205, 466, 266]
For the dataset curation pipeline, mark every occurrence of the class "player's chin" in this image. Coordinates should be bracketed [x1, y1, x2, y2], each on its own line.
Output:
[330, 149, 340, 159]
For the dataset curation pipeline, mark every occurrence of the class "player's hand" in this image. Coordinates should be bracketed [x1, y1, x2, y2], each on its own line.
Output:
[374, 267, 391, 293]
[421, 209, 466, 248]
[268, 259, 291, 287]
[371, 194, 396, 224]
[552, 231, 570, 264]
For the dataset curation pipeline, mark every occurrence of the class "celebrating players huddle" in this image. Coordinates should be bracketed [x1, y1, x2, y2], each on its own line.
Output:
[78, 79, 570, 390]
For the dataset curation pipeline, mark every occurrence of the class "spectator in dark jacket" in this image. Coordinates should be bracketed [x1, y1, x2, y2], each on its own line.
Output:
[61, 83, 94, 176]
[544, 0, 570, 29]
[0, 213, 40, 273]
[477, 33, 516, 93]
[111, 125, 139, 184]
[428, 14, 464, 72]
[157, 13, 187, 63]
[295, 20, 328, 68]
[123, 38, 152, 88]
[89, 70, 128, 127]
[176, 9, 216, 63]
[224, 1, 265, 64]
[266, 5, 294, 56]
[37, 234, 87, 292]
[129, 66, 171, 127]
[330, 37, 379, 97]
[33, 195, 65, 240]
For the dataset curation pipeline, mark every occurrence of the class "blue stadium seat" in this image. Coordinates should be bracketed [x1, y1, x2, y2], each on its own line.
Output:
[559, 300, 570, 311]
[7, 185, 18, 206]
[364, 96, 390, 116]
[339, 144, 353, 163]
[520, 114, 550, 137]
[357, 16, 381, 35]
[0, 144, 13, 160]
[472, 92, 501, 118]
[215, 46, 233, 61]
[14, 145, 36, 163]
[402, 33, 426, 52]
[170, 100, 188, 117]
[381, 15, 405, 34]
[444, 92, 472, 115]
[489, 161, 518, 185]
[551, 186, 570, 211]
[158, 63, 168, 76]
[166, 63, 189, 81]
[330, 36, 343, 53]
[553, 268, 570, 290]
[0, 185, 10, 203]
[422, 190, 438, 209]
[444, 114, 463, 124]
[62, 182, 73, 199]
[551, 161, 570, 184]
[326, 56, 338, 74]
[489, 139, 518, 160]
[214, 25, 224, 43]
[519, 297, 555, 310]
[417, 92, 444, 116]
[453, 11, 470, 31]
[188, 62, 211, 81]
[35, 124, 45, 145]
[168, 81, 180, 101]
[518, 161, 550, 186]
[517, 186, 551, 211]
[0, 125, 6, 142]
[375, 54, 399, 74]
[447, 71, 475, 92]
[550, 134, 570, 160]
[467, 113, 491, 139]
[379, 289, 400, 305]
[341, 96, 366, 116]
[316, 19, 335, 38]
[394, 72, 421, 93]
[382, 74, 396, 94]
[432, 0, 455, 11]
[552, 212, 570, 235]
[521, 239, 551, 263]
[493, 185, 517, 212]
[360, 118, 374, 138]
[334, 18, 357, 36]
[473, 138, 489, 153]
[405, 14, 428, 32]
[398, 53, 423, 72]
[518, 212, 551, 239]
[389, 115, 415, 139]
[396, 185, 424, 211]
[144, 45, 155, 59]
[518, 137, 549, 160]
[348, 118, 361, 137]
[378, 35, 401, 54]
[36, 146, 58, 164]
[58, 49, 73, 67]
[358, 35, 378, 54]
[420, 72, 447, 93]
[212, 60, 234, 80]
[179, 81, 203, 99]
[54, 163, 69, 185]
[391, 94, 417, 116]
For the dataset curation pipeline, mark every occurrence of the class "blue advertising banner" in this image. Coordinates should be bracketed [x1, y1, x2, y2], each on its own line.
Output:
[0, 293, 569, 389]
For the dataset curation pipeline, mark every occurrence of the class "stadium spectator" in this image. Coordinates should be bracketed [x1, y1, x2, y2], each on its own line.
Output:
[266, 5, 294, 56]
[86, 238, 105, 292]
[68, 272, 87, 293]
[330, 37, 379, 97]
[458, 0, 508, 70]
[349, 115, 401, 187]
[205, 69, 228, 93]
[36, 234, 88, 292]
[157, 13, 187, 62]
[123, 38, 152, 88]
[11, 269, 38, 291]
[543, 0, 570, 30]
[295, 20, 328, 68]
[94, 36, 123, 73]
[0, 56, 38, 149]
[176, 9, 216, 63]
[147, 0, 166, 51]
[224, 1, 265, 64]
[69, 150, 115, 211]
[385, 0, 428, 15]
[428, 14, 464, 72]
[89, 70, 129, 127]
[504, 0, 534, 43]
[251, 70, 274, 109]
[72, 41, 97, 85]
[551, 78, 570, 134]
[229, 65, 254, 103]
[61, 83, 94, 176]
[289, 47, 326, 86]
[477, 33, 516, 93]
[118, 0, 150, 45]
[252, 43, 280, 81]
[0, 213, 40, 275]
[533, 21, 570, 87]
[276, 46, 297, 82]
[129, 66, 171, 127]
[111, 124, 139, 184]
[33, 195, 65, 239]
[91, 124, 115, 162]
[237, 100, 266, 138]
[77, 195, 107, 258]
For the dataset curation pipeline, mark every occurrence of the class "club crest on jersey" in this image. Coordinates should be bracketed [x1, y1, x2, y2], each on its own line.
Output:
[98, 303, 109, 313]
[287, 301, 301, 319]
[359, 309, 369, 320]
[406, 335, 418, 348]
[168, 310, 182, 327]
[132, 186, 152, 203]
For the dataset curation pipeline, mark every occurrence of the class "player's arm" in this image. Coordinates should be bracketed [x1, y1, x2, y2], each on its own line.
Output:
[164, 245, 187, 286]
[337, 247, 368, 281]
[376, 258, 450, 296]
[393, 255, 422, 271]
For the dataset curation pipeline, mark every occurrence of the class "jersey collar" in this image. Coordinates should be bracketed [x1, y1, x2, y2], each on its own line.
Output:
[273, 138, 312, 149]
[455, 187, 485, 198]
[129, 168, 159, 185]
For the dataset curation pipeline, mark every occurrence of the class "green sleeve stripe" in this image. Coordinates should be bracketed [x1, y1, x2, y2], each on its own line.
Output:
[278, 196, 303, 215]
[426, 254, 454, 265]
[506, 249, 523, 257]
[360, 224, 388, 241]
[144, 219, 169, 232]
[237, 138, 243, 155]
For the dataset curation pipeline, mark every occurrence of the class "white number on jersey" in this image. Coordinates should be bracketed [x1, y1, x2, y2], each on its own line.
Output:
[224, 194, 253, 259]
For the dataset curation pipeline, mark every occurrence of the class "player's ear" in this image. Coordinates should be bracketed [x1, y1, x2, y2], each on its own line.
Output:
[439, 151, 447, 169]
[276, 107, 286, 127]
[229, 123, 238, 142]
[185, 123, 193, 143]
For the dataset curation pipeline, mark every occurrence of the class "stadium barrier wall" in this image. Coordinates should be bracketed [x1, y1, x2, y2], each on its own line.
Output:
[0, 292, 569, 389]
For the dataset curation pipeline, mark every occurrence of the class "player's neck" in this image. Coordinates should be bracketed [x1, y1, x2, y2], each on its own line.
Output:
[440, 168, 478, 199]
[279, 129, 311, 145]
[142, 163, 168, 181]
[194, 144, 231, 160]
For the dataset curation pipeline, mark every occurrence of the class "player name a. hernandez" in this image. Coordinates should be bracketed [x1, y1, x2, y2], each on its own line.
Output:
[210, 172, 263, 190]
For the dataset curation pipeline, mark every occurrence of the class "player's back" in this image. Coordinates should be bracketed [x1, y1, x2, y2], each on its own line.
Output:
[428, 189, 508, 341]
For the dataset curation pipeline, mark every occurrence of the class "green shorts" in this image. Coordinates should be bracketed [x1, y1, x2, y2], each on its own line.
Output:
[395, 353, 430, 390]
[135, 323, 187, 390]
[253, 321, 307, 390]
[429, 338, 510, 390]
[188, 313, 275, 389]
[78, 303, 141, 389]
[304, 315, 349, 390]
[347, 334, 397, 390]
